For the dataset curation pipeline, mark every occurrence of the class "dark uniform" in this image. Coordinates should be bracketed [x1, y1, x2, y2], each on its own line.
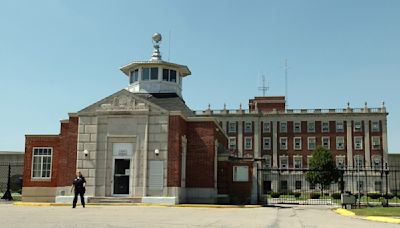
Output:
[72, 176, 86, 208]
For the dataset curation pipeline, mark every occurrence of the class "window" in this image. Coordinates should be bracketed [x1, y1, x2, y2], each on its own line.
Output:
[295, 181, 302, 190]
[244, 122, 252, 133]
[375, 181, 382, 191]
[307, 121, 315, 133]
[308, 137, 316, 150]
[263, 122, 271, 133]
[354, 121, 362, 132]
[354, 137, 363, 150]
[372, 156, 382, 170]
[336, 137, 345, 150]
[321, 122, 330, 133]
[280, 156, 288, 169]
[336, 121, 344, 132]
[263, 155, 272, 169]
[280, 122, 287, 133]
[129, 69, 139, 83]
[162, 68, 177, 82]
[293, 122, 301, 133]
[357, 180, 364, 191]
[322, 137, 330, 149]
[336, 156, 345, 169]
[294, 156, 302, 169]
[294, 137, 302, 150]
[142, 67, 159, 80]
[228, 137, 236, 150]
[280, 180, 288, 192]
[372, 136, 381, 150]
[32, 147, 52, 179]
[354, 155, 364, 168]
[228, 122, 236, 133]
[244, 137, 252, 150]
[233, 166, 248, 182]
[279, 137, 288, 150]
[372, 121, 380, 132]
[263, 137, 271, 150]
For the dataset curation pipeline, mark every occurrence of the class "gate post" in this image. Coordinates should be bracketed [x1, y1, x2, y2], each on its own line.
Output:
[1, 164, 13, 200]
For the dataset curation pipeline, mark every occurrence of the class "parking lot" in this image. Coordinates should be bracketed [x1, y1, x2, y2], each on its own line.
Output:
[0, 204, 398, 228]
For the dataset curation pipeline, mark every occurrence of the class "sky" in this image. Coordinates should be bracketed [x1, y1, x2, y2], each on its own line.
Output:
[0, 0, 399, 153]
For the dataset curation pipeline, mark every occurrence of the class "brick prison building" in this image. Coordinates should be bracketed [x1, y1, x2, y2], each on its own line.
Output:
[22, 34, 389, 204]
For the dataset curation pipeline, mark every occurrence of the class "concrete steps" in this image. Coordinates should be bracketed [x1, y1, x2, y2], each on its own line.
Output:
[88, 197, 142, 204]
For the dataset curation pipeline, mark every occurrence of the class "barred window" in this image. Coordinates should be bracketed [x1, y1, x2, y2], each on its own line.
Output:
[32, 147, 52, 179]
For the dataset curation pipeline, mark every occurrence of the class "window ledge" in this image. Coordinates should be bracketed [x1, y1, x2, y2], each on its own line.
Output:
[31, 178, 52, 182]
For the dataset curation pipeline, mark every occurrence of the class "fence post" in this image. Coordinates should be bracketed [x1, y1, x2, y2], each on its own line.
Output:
[1, 164, 13, 201]
[384, 162, 389, 207]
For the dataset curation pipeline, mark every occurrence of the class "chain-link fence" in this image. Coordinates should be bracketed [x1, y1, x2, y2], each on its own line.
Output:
[0, 162, 24, 200]
[261, 164, 400, 207]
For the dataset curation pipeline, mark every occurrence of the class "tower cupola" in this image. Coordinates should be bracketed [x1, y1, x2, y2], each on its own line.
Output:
[120, 33, 191, 98]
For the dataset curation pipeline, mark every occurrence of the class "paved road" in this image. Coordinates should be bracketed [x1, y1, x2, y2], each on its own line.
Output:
[0, 204, 398, 228]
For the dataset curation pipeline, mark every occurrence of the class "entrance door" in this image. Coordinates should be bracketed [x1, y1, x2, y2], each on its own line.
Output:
[113, 159, 130, 195]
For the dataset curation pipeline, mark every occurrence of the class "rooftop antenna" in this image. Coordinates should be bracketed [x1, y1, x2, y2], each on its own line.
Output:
[283, 59, 290, 107]
[168, 30, 171, 61]
[258, 73, 269, 96]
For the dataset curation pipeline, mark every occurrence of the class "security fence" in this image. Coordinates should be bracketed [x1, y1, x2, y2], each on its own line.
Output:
[261, 165, 400, 207]
[0, 162, 24, 200]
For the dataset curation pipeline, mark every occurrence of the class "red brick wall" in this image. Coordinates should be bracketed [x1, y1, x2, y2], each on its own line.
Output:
[217, 161, 253, 204]
[185, 121, 217, 188]
[23, 136, 60, 187]
[249, 96, 286, 112]
[167, 115, 187, 187]
[23, 116, 78, 188]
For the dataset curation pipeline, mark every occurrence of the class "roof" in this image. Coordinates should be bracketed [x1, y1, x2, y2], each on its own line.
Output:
[136, 93, 194, 117]
[0, 151, 24, 155]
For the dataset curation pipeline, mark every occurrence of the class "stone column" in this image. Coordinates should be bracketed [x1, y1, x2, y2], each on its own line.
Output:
[250, 162, 259, 204]
[346, 120, 353, 168]
[272, 121, 278, 168]
[364, 120, 371, 168]
[77, 116, 98, 197]
[238, 120, 243, 157]
[142, 115, 149, 197]
[254, 119, 260, 158]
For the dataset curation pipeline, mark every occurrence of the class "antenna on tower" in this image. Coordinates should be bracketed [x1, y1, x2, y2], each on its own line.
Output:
[258, 73, 269, 96]
[283, 59, 290, 107]
[168, 30, 171, 61]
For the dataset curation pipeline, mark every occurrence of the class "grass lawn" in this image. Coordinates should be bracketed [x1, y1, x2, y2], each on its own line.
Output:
[350, 207, 400, 217]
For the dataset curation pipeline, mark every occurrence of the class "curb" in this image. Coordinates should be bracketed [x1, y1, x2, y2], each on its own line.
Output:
[334, 208, 355, 216]
[13, 202, 262, 209]
[334, 208, 400, 224]
[363, 216, 400, 224]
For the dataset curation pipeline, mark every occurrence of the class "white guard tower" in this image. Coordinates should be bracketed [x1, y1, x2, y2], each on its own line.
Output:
[120, 33, 191, 98]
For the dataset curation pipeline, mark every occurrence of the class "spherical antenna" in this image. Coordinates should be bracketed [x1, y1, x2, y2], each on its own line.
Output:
[152, 33, 162, 43]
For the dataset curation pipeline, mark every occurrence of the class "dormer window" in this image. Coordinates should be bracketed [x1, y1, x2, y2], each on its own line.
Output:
[142, 67, 159, 81]
[129, 69, 139, 84]
[162, 69, 177, 82]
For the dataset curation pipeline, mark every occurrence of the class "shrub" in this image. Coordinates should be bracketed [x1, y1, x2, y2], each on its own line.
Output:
[288, 192, 295, 196]
[384, 194, 395, 199]
[331, 193, 341, 200]
[294, 192, 301, 198]
[270, 192, 281, 198]
[310, 192, 320, 199]
[367, 193, 382, 199]
[354, 193, 364, 199]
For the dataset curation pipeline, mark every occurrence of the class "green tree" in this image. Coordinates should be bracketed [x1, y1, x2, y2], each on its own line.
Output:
[306, 146, 340, 195]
